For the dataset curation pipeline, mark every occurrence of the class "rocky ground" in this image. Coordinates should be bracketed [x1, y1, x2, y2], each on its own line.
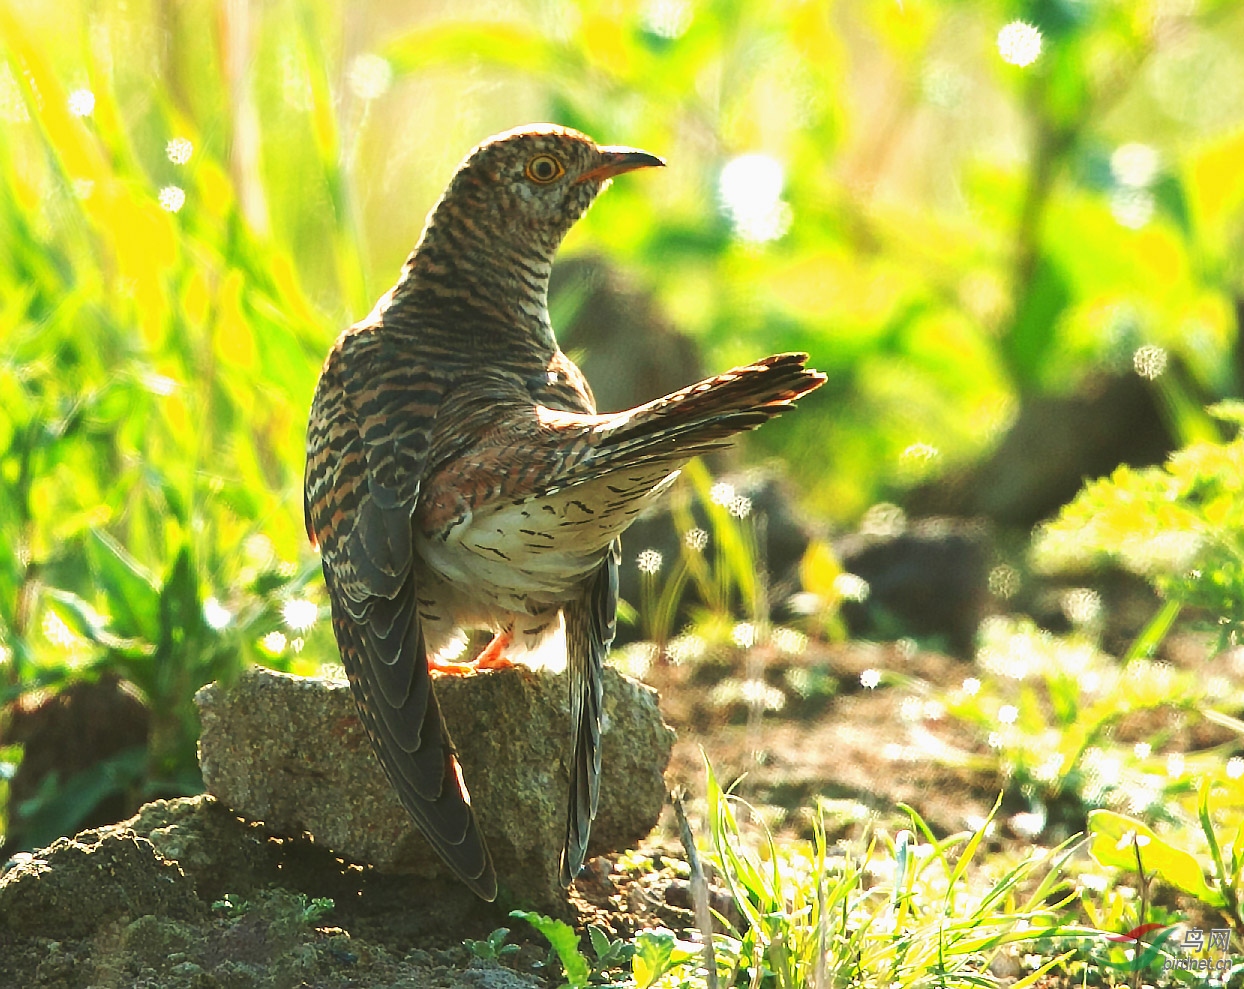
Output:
[0, 665, 692, 989]
[0, 622, 1232, 988]
[0, 642, 959, 989]
[0, 791, 707, 989]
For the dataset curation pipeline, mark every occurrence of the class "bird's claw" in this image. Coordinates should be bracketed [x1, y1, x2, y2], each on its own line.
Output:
[473, 630, 516, 670]
[427, 631, 516, 676]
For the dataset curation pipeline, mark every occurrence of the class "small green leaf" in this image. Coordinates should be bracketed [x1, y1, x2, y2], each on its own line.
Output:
[158, 546, 202, 645]
[464, 927, 518, 961]
[1207, 400, 1244, 428]
[510, 910, 589, 988]
[300, 895, 334, 925]
[587, 925, 611, 961]
[1088, 810, 1226, 908]
[252, 568, 297, 596]
[631, 930, 695, 989]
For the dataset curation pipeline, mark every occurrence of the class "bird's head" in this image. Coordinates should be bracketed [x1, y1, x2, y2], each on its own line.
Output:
[429, 124, 665, 258]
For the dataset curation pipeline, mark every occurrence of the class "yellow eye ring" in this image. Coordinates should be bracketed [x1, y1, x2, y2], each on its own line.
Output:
[525, 153, 565, 184]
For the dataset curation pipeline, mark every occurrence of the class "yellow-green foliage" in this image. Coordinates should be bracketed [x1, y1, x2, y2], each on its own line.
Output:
[1033, 403, 1244, 647]
[701, 764, 1076, 989]
[0, 3, 337, 837]
[0, 5, 327, 640]
[943, 616, 1229, 815]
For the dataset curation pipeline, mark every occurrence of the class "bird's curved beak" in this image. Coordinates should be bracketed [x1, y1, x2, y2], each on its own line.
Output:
[575, 146, 666, 185]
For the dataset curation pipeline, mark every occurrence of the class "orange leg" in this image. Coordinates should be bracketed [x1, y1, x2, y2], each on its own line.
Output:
[474, 629, 516, 670]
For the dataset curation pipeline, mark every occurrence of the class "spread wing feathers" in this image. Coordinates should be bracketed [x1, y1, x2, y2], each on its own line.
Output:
[559, 539, 620, 886]
[536, 352, 825, 497]
[306, 327, 496, 901]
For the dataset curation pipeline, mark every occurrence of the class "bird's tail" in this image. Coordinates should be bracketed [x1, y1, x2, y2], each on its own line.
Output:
[581, 352, 825, 477]
[559, 540, 619, 886]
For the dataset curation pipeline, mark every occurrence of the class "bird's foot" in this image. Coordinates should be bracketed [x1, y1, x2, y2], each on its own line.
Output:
[474, 630, 516, 670]
[427, 632, 517, 677]
[427, 656, 477, 677]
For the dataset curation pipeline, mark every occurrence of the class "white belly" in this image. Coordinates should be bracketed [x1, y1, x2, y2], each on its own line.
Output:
[416, 467, 679, 605]
[413, 466, 679, 663]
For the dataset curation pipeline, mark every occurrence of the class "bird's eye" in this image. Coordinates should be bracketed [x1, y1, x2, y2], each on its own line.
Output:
[524, 154, 565, 184]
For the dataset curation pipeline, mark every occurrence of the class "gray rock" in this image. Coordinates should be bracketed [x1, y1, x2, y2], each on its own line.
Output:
[907, 371, 1172, 528]
[196, 665, 674, 909]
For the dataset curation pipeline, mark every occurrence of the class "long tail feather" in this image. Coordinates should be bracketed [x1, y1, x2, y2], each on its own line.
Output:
[559, 540, 619, 884]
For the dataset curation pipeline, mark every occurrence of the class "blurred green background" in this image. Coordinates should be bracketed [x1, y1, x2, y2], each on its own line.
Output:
[3, 0, 1244, 849]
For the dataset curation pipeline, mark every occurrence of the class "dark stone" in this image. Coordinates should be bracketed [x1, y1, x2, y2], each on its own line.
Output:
[0, 674, 150, 855]
[551, 255, 702, 412]
[836, 517, 992, 657]
[908, 372, 1174, 528]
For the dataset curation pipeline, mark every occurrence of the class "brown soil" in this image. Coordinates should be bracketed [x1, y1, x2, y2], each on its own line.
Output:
[649, 640, 998, 839]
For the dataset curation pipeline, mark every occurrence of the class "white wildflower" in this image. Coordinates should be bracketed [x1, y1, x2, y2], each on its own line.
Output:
[67, 88, 95, 117]
[282, 598, 319, 632]
[636, 549, 663, 574]
[997, 21, 1042, 67]
[166, 137, 194, 165]
[203, 597, 233, 630]
[158, 185, 186, 213]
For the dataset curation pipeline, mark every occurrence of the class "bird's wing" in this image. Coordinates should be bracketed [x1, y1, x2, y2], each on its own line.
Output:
[305, 329, 496, 900]
[559, 538, 619, 885]
[420, 353, 825, 539]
